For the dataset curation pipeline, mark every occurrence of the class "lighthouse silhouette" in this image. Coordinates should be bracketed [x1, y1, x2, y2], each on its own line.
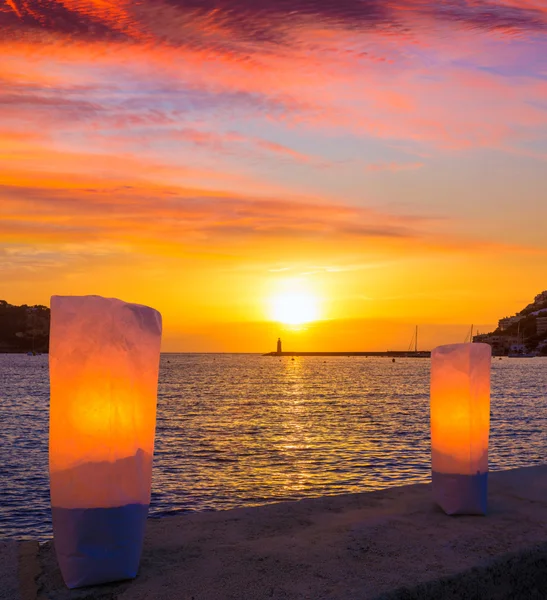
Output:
[276, 338, 282, 354]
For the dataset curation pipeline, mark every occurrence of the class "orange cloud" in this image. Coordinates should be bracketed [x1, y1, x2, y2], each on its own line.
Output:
[5, 0, 22, 18]
[0, 181, 420, 245]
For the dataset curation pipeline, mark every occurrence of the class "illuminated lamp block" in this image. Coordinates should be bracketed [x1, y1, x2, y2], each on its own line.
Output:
[49, 295, 162, 588]
[430, 342, 491, 515]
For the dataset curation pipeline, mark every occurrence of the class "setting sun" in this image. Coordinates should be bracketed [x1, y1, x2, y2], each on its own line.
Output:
[270, 291, 320, 325]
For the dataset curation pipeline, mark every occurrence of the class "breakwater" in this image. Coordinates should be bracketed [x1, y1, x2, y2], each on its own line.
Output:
[263, 351, 431, 357]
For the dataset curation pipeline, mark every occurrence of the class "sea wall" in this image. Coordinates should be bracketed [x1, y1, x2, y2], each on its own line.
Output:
[4, 465, 547, 599]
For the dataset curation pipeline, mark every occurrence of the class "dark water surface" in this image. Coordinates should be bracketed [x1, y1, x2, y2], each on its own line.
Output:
[1, 353, 545, 540]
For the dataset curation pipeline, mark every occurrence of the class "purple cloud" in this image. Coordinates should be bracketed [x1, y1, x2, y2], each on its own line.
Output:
[1, 0, 545, 47]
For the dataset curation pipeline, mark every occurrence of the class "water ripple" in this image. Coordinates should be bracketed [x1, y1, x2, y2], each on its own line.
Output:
[0, 353, 545, 540]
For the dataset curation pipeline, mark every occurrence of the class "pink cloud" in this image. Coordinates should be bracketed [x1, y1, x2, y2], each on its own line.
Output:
[1, 6, 544, 157]
[366, 161, 424, 172]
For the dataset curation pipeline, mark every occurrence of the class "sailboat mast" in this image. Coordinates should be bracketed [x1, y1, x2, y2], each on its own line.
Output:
[415, 325, 418, 353]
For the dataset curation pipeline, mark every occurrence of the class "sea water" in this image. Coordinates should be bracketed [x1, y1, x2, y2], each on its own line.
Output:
[1, 353, 546, 540]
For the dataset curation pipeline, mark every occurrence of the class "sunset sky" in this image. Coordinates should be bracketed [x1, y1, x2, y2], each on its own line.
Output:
[1, 0, 546, 351]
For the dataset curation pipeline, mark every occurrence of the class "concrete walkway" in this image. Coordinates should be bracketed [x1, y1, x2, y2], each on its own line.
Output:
[5, 465, 547, 599]
[0, 540, 20, 600]
[0, 540, 40, 600]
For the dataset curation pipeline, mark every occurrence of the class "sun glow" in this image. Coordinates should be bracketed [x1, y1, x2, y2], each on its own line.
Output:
[270, 291, 320, 325]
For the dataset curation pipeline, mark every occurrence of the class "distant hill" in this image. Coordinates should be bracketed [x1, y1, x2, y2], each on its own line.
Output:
[474, 291, 547, 356]
[0, 301, 50, 353]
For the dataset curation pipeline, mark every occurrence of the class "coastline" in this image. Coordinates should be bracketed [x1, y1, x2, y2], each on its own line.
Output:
[0, 351, 48, 355]
[7, 465, 547, 599]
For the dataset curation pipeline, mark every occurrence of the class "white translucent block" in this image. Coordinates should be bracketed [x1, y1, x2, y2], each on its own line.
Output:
[49, 295, 162, 588]
[430, 343, 491, 515]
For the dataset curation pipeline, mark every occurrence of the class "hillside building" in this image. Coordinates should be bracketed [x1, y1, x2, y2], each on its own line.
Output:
[537, 317, 547, 336]
[498, 315, 523, 331]
[534, 291, 547, 304]
[473, 333, 519, 356]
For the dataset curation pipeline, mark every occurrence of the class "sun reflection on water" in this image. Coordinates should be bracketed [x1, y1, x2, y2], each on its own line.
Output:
[1, 354, 546, 539]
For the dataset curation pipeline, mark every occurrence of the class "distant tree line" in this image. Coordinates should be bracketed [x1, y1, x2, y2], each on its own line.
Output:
[0, 300, 50, 353]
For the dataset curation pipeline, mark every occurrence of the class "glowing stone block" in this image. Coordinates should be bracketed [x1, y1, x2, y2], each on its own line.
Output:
[430, 342, 491, 515]
[49, 295, 162, 588]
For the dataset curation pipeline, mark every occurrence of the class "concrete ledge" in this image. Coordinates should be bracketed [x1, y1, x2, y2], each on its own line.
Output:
[0, 540, 39, 600]
[14, 465, 547, 599]
[19, 541, 40, 600]
[380, 543, 547, 599]
[0, 540, 20, 600]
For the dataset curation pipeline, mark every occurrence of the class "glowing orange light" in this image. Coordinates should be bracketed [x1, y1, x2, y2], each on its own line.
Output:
[49, 295, 162, 588]
[430, 342, 491, 515]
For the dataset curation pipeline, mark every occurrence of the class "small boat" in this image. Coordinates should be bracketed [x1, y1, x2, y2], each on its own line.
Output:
[464, 324, 474, 343]
[404, 326, 422, 357]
